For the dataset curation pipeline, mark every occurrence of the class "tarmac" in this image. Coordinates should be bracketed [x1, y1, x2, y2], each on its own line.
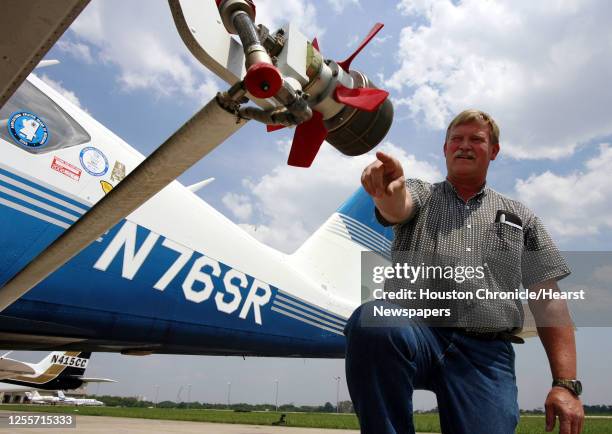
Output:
[0, 412, 357, 433]
[0, 410, 436, 433]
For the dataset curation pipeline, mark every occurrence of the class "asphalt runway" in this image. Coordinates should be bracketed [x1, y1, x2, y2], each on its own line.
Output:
[0, 411, 359, 434]
[0, 411, 439, 433]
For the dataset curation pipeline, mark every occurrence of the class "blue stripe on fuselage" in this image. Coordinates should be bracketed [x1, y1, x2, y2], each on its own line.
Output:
[0, 190, 75, 225]
[0, 170, 346, 354]
[0, 177, 84, 219]
[0, 166, 89, 210]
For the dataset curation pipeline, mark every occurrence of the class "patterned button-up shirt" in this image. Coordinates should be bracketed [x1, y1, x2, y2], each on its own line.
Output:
[376, 178, 571, 332]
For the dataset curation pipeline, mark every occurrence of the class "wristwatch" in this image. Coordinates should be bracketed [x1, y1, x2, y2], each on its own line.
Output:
[552, 379, 582, 396]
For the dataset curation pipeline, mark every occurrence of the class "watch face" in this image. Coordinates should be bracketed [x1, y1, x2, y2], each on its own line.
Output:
[575, 380, 582, 395]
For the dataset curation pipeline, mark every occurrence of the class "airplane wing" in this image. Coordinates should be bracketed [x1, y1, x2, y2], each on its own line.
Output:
[77, 377, 116, 384]
[0, 357, 35, 378]
[0, 1, 90, 107]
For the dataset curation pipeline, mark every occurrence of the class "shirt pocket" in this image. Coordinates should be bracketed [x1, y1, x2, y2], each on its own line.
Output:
[482, 222, 524, 281]
[484, 222, 522, 250]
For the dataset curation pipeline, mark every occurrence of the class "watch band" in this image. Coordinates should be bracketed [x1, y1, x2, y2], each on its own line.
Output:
[552, 379, 582, 396]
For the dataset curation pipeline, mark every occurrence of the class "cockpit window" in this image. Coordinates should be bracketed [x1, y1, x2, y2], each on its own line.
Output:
[0, 79, 90, 154]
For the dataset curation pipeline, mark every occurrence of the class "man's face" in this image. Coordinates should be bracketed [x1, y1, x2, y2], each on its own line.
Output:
[443, 120, 500, 181]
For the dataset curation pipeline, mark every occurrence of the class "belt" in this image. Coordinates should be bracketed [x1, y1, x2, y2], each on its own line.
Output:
[454, 328, 525, 344]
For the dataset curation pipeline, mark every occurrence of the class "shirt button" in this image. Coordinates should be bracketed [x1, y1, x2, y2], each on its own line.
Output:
[465, 205, 470, 210]
[467, 224, 472, 229]
[466, 247, 472, 252]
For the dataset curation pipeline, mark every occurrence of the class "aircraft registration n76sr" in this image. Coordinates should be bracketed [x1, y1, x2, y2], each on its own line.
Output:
[0, 71, 394, 357]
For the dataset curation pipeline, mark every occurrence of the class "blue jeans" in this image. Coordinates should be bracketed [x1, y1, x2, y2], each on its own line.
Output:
[344, 301, 519, 434]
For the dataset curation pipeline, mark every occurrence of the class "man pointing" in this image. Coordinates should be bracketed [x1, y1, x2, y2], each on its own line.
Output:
[345, 110, 584, 434]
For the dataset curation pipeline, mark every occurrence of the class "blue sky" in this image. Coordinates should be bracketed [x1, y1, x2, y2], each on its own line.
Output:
[10, 0, 612, 409]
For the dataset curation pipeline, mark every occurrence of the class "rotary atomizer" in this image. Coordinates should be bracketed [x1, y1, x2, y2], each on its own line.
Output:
[217, 0, 393, 167]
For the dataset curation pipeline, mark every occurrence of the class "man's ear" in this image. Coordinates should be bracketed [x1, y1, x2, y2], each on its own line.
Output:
[443, 141, 448, 155]
[490, 142, 500, 161]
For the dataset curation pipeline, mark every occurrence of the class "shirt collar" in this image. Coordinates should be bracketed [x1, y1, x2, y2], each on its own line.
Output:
[444, 178, 488, 202]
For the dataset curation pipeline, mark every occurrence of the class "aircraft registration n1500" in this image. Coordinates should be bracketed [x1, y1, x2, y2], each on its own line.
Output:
[0, 73, 394, 357]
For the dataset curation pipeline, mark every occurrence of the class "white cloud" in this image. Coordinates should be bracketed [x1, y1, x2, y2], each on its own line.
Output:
[514, 143, 612, 239]
[39, 74, 86, 111]
[396, 0, 437, 18]
[253, 0, 323, 38]
[62, 0, 323, 102]
[387, 0, 612, 160]
[64, 0, 222, 103]
[55, 40, 94, 64]
[234, 141, 442, 253]
[222, 193, 253, 220]
[327, 0, 359, 14]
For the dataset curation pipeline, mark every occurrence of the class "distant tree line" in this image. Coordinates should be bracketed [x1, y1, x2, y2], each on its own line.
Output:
[91, 396, 612, 415]
[521, 405, 612, 415]
[93, 395, 355, 413]
[583, 405, 612, 414]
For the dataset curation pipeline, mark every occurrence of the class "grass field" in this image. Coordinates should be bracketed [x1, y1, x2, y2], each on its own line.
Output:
[1, 405, 611, 433]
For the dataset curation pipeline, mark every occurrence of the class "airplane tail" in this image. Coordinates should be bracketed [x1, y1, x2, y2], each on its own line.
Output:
[33, 351, 90, 375]
[290, 187, 393, 305]
[2, 351, 91, 390]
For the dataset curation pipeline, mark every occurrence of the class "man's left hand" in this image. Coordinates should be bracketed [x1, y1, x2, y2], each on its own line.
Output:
[544, 386, 584, 434]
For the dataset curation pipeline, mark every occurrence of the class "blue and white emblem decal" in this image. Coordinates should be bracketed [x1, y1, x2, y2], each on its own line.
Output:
[79, 146, 109, 176]
[8, 111, 49, 148]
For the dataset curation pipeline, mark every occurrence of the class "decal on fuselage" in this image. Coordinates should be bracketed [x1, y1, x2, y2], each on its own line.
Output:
[109, 160, 126, 182]
[51, 156, 81, 181]
[93, 221, 272, 325]
[100, 180, 113, 194]
[50, 354, 88, 368]
[8, 111, 49, 148]
[79, 146, 108, 176]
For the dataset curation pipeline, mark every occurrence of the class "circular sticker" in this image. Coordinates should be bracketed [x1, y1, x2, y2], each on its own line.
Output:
[8, 111, 50, 148]
[79, 146, 109, 177]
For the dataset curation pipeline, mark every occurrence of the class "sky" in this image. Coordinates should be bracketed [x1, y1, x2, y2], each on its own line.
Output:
[6, 0, 612, 410]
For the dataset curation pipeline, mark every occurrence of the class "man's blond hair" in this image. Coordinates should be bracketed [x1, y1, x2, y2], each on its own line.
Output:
[445, 109, 500, 145]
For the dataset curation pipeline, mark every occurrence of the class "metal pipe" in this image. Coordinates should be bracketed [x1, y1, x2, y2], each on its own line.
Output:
[232, 11, 271, 68]
[232, 11, 259, 50]
[0, 91, 248, 311]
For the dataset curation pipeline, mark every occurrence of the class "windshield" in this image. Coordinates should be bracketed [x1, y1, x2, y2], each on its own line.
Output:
[0, 79, 91, 154]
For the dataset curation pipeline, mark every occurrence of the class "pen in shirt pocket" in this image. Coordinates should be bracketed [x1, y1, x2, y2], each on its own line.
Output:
[495, 210, 523, 230]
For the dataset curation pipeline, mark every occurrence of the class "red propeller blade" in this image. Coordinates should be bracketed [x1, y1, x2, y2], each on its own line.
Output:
[334, 84, 389, 112]
[312, 37, 320, 51]
[287, 111, 328, 167]
[337, 23, 384, 72]
[266, 124, 285, 132]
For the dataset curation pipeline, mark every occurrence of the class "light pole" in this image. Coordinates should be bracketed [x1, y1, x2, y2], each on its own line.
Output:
[274, 379, 279, 411]
[187, 384, 192, 409]
[227, 382, 231, 409]
[153, 384, 160, 408]
[333, 376, 341, 413]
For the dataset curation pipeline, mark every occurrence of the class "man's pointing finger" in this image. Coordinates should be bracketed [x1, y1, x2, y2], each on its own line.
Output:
[376, 151, 393, 163]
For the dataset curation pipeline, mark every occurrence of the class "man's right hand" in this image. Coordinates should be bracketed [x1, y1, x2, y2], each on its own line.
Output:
[361, 151, 412, 224]
[361, 151, 405, 198]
